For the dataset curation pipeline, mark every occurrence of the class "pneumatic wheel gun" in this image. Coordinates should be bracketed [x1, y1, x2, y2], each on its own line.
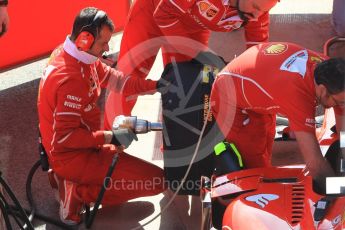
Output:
[112, 115, 163, 134]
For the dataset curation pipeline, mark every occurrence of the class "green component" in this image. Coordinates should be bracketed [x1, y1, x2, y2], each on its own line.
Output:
[214, 142, 227, 156]
[229, 143, 244, 168]
[214, 141, 244, 168]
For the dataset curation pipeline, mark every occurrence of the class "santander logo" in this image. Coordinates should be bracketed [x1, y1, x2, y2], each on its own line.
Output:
[245, 194, 279, 208]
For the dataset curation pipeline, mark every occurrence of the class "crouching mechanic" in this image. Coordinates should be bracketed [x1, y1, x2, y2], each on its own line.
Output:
[210, 42, 345, 192]
[37, 7, 165, 225]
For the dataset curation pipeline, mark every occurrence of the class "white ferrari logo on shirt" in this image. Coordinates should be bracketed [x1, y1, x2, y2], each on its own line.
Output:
[280, 50, 308, 78]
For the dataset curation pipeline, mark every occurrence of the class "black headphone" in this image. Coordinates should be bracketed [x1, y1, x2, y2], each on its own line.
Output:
[75, 10, 107, 51]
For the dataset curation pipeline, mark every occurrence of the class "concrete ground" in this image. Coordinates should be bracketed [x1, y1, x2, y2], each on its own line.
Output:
[0, 0, 342, 229]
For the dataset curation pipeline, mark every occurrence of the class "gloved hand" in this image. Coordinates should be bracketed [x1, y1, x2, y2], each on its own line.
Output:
[111, 129, 138, 148]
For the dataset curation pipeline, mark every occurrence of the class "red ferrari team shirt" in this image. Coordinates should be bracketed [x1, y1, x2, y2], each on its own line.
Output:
[211, 42, 328, 133]
[38, 37, 127, 160]
[153, 0, 270, 47]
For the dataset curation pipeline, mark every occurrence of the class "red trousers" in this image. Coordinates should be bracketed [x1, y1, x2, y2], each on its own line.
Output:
[52, 145, 165, 205]
[215, 108, 276, 168]
[104, 0, 210, 129]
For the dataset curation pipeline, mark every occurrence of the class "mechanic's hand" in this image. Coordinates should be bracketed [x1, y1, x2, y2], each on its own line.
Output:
[156, 78, 171, 94]
[111, 129, 138, 148]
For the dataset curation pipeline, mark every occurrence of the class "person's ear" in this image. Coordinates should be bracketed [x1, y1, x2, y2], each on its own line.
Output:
[315, 84, 328, 104]
[316, 84, 327, 97]
[320, 84, 329, 96]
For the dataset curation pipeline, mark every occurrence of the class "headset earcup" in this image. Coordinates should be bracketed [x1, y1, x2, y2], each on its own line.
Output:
[75, 31, 94, 51]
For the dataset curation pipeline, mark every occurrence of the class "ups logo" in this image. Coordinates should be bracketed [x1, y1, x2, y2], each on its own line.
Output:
[264, 44, 287, 55]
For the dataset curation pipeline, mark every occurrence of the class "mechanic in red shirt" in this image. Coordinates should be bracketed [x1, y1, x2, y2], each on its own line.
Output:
[210, 42, 345, 191]
[37, 7, 165, 225]
[104, 0, 278, 129]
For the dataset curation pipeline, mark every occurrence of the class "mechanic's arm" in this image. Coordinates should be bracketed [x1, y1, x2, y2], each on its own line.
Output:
[243, 12, 269, 48]
[153, 0, 195, 36]
[98, 60, 157, 95]
[294, 131, 335, 188]
[53, 77, 137, 150]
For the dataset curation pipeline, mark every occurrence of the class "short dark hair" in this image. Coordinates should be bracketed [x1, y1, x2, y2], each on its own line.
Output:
[70, 7, 114, 41]
[314, 58, 345, 95]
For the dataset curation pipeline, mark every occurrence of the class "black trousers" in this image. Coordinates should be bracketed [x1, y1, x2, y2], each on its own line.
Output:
[160, 53, 225, 195]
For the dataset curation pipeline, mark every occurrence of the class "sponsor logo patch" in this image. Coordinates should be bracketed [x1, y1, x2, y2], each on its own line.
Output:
[202, 65, 219, 83]
[41, 65, 56, 86]
[84, 104, 93, 112]
[332, 215, 341, 226]
[263, 44, 288, 55]
[88, 70, 100, 97]
[64, 101, 82, 110]
[217, 16, 243, 30]
[245, 194, 279, 208]
[305, 118, 316, 128]
[198, 1, 210, 12]
[206, 8, 218, 18]
[203, 94, 213, 122]
[67, 95, 82, 102]
[197, 1, 219, 20]
[310, 56, 323, 64]
[280, 50, 308, 78]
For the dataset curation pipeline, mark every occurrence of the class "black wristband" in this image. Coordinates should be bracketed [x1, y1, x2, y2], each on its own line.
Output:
[110, 131, 121, 146]
[0, 0, 8, 6]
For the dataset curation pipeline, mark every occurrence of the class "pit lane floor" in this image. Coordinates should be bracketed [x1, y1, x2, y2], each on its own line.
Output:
[0, 0, 340, 229]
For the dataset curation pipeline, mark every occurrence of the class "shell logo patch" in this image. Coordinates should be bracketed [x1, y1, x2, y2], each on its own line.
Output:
[197, 1, 219, 21]
[264, 44, 288, 55]
[310, 56, 323, 64]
